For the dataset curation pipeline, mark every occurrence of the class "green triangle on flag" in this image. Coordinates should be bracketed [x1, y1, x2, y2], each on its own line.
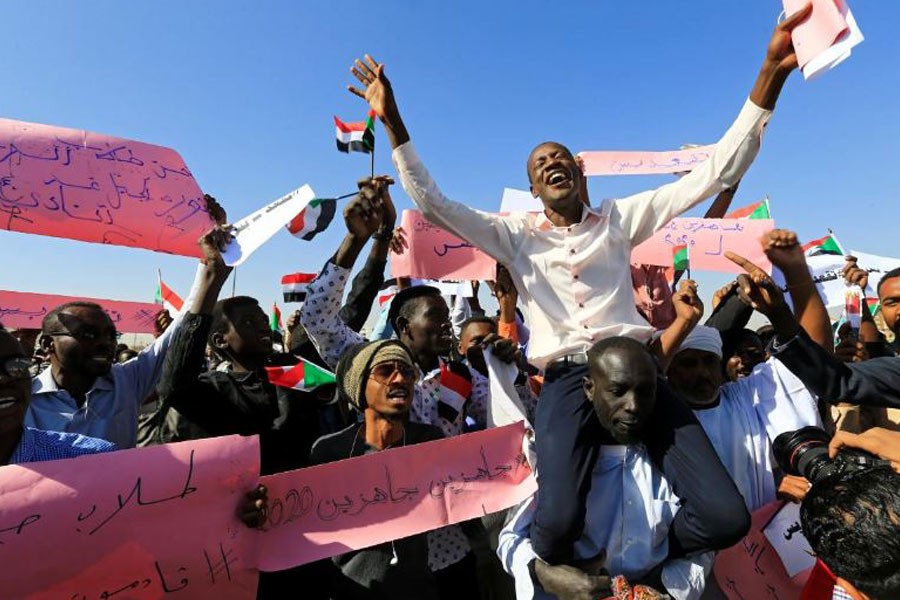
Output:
[265, 358, 336, 391]
[673, 244, 690, 271]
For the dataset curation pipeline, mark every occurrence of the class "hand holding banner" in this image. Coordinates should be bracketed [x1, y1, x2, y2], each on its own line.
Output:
[0, 118, 213, 256]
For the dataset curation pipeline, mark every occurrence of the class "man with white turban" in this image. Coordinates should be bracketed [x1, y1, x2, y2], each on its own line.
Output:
[666, 324, 821, 510]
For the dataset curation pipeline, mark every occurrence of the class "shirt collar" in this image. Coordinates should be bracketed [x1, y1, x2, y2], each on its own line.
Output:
[31, 367, 115, 394]
[531, 202, 609, 231]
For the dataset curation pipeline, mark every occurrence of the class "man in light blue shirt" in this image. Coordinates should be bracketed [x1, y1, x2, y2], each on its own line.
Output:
[25, 229, 223, 448]
[498, 337, 739, 599]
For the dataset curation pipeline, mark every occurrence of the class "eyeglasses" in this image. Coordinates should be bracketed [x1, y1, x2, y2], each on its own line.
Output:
[47, 328, 122, 344]
[369, 361, 418, 384]
[0, 357, 33, 382]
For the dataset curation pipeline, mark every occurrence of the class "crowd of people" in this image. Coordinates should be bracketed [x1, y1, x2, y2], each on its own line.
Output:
[3, 4, 900, 600]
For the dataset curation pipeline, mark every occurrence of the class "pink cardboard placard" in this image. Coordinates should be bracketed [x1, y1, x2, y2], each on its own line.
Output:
[390, 210, 496, 282]
[630, 218, 774, 273]
[714, 501, 812, 600]
[577, 145, 715, 176]
[0, 289, 164, 334]
[255, 422, 537, 572]
[0, 436, 261, 599]
[0, 117, 213, 256]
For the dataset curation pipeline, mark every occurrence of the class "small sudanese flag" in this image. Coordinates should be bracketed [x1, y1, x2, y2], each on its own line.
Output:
[265, 358, 336, 391]
[270, 303, 283, 332]
[155, 273, 184, 314]
[803, 234, 844, 257]
[672, 244, 690, 271]
[725, 198, 771, 220]
[286, 198, 337, 241]
[334, 110, 375, 154]
[281, 273, 317, 304]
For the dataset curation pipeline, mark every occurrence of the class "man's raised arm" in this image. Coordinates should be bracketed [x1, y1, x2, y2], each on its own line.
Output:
[346, 55, 520, 266]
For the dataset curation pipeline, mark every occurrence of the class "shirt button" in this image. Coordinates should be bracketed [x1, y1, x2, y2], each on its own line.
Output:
[573, 274, 579, 280]
[583, 325, 589, 330]
[569, 249, 575, 254]
[578, 303, 584, 308]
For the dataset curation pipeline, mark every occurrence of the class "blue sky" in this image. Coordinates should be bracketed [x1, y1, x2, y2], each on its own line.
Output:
[1, 1, 898, 325]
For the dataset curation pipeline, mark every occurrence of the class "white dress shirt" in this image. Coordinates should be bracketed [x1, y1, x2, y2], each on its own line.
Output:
[25, 265, 204, 448]
[693, 357, 822, 512]
[497, 445, 712, 600]
[392, 99, 771, 369]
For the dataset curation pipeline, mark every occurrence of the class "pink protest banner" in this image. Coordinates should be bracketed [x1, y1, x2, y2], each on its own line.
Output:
[0, 436, 260, 599]
[714, 501, 812, 600]
[255, 422, 537, 572]
[0, 289, 163, 334]
[390, 209, 496, 281]
[0, 117, 213, 256]
[577, 145, 715, 176]
[630, 218, 774, 273]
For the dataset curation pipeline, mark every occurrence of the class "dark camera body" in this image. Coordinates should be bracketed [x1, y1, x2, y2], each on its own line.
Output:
[773, 426, 889, 483]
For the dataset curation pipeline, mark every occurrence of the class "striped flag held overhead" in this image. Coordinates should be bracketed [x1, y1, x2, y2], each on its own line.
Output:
[266, 358, 336, 391]
[286, 198, 337, 241]
[281, 272, 317, 303]
[334, 110, 375, 154]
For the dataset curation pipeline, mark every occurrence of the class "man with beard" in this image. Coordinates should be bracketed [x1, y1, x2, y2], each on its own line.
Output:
[499, 338, 733, 600]
[345, 4, 813, 564]
[1, 327, 115, 465]
[25, 244, 213, 449]
[302, 177, 520, 596]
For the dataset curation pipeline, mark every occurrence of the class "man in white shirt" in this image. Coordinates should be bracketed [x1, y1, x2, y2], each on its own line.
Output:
[498, 337, 723, 600]
[345, 4, 812, 565]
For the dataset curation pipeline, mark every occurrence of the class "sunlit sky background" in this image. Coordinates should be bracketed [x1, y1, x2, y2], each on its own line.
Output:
[2, 1, 898, 332]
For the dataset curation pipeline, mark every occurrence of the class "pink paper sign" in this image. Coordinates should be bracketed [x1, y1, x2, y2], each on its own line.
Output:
[0, 435, 261, 600]
[630, 218, 774, 273]
[0, 289, 164, 334]
[714, 501, 812, 600]
[0, 117, 213, 256]
[784, 0, 849, 68]
[577, 145, 715, 176]
[255, 422, 537, 572]
[390, 209, 497, 281]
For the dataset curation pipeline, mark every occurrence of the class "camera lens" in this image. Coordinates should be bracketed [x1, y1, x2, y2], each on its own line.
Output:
[772, 426, 836, 483]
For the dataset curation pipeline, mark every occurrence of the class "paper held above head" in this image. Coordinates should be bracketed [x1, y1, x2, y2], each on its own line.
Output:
[222, 184, 315, 266]
[0, 289, 164, 333]
[0, 117, 214, 256]
[783, 0, 864, 80]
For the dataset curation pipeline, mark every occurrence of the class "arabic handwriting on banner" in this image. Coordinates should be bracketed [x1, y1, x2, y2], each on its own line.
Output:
[222, 185, 315, 267]
[0, 290, 162, 333]
[0, 118, 214, 257]
[390, 210, 496, 282]
[631, 218, 774, 274]
[0, 435, 260, 599]
[577, 145, 716, 177]
[714, 501, 812, 600]
[256, 422, 537, 572]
